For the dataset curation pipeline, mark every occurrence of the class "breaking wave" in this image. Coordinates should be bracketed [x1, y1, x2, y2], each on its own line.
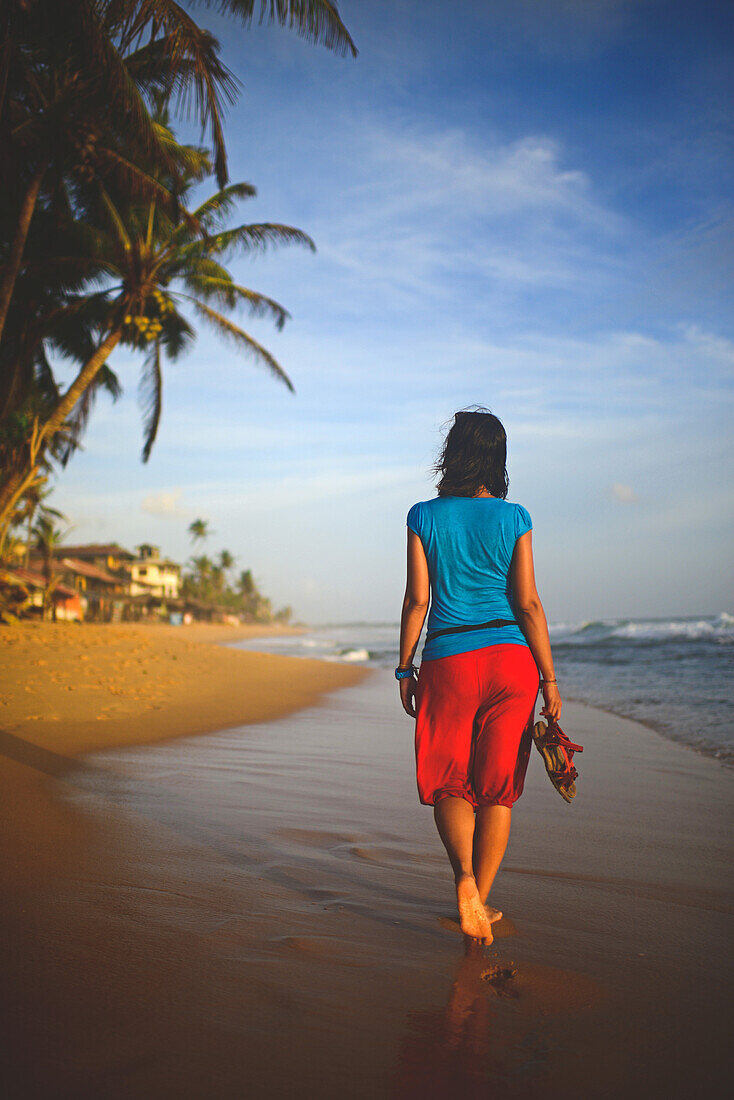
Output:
[549, 613, 733, 646]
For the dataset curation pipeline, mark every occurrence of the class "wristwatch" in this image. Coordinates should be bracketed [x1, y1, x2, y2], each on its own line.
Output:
[395, 665, 418, 680]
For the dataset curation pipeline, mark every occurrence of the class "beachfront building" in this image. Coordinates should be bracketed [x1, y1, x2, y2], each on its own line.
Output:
[29, 544, 130, 613]
[55, 542, 181, 603]
[0, 564, 83, 620]
[4, 541, 186, 622]
[59, 543, 137, 577]
[127, 545, 181, 600]
[57, 556, 128, 622]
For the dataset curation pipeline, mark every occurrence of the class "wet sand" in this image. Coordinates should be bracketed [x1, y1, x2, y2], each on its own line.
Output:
[1, 655, 732, 1098]
[0, 621, 331, 757]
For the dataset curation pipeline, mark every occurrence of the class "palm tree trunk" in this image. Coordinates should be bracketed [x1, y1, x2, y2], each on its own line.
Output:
[25, 506, 35, 568]
[0, 327, 122, 535]
[0, 163, 47, 346]
[43, 551, 52, 621]
[38, 326, 123, 447]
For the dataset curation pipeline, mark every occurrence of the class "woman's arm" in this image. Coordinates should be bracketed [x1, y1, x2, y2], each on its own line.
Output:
[398, 529, 430, 717]
[509, 530, 562, 721]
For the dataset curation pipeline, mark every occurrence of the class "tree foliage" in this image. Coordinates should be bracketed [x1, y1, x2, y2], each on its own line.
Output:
[0, 0, 355, 544]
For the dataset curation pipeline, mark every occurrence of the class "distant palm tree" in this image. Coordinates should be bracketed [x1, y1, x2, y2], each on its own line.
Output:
[21, 479, 66, 568]
[188, 518, 212, 547]
[190, 554, 213, 579]
[237, 567, 258, 618]
[237, 568, 255, 596]
[218, 549, 236, 573]
[32, 514, 68, 620]
[211, 564, 225, 596]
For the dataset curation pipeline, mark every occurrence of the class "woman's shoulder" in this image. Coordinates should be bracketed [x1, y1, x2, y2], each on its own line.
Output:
[505, 499, 533, 536]
[406, 498, 428, 532]
[406, 496, 446, 535]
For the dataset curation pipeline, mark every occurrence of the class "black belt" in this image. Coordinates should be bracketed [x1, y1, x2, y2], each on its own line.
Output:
[425, 618, 518, 643]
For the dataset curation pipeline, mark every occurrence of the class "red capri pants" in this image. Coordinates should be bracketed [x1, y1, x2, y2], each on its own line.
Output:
[414, 644, 539, 809]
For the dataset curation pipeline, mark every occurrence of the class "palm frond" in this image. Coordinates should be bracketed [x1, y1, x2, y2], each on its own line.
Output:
[190, 299, 294, 391]
[179, 256, 232, 281]
[33, 346, 61, 405]
[151, 119, 212, 181]
[90, 145, 177, 205]
[190, 182, 257, 229]
[42, 290, 122, 348]
[56, 364, 123, 466]
[201, 1, 358, 57]
[117, 2, 239, 186]
[197, 223, 316, 256]
[181, 278, 290, 329]
[99, 186, 133, 255]
[80, 3, 179, 172]
[138, 341, 163, 462]
[159, 307, 196, 359]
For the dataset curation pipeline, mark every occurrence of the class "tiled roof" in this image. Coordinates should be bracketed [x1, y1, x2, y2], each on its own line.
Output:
[59, 557, 121, 584]
[2, 564, 46, 589]
[0, 566, 77, 599]
[59, 544, 135, 559]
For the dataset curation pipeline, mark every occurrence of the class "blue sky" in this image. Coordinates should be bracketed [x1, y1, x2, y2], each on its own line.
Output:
[53, 0, 733, 623]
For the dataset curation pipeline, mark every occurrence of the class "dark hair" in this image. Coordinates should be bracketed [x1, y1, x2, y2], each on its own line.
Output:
[434, 407, 509, 498]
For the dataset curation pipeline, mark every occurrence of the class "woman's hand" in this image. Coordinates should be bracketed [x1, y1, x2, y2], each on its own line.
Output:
[540, 681, 562, 722]
[399, 674, 417, 718]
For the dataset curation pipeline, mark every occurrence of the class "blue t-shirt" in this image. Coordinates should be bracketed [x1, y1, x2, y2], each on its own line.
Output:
[407, 496, 532, 661]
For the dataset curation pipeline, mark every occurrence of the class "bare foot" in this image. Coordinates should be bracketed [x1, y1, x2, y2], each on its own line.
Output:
[456, 874, 494, 944]
[484, 904, 503, 923]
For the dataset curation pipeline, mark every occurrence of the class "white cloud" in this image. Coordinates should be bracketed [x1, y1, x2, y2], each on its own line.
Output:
[287, 123, 626, 312]
[370, 132, 594, 216]
[141, 488, 186, 517]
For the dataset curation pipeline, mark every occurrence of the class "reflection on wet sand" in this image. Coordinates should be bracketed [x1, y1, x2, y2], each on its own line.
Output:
[392, 932, 602, 1099]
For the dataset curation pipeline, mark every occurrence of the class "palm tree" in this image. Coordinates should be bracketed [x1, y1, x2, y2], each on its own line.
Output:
[188, 553, 213, 597]
[20, 479, 66, 568]
[218, 548, 236, 574]
[0, 0, 224, 346]
[237, 568, 255, 594]
[237, 567, 258, 618]
[32, 513, 68, 620]
[0, 0, 356, 346]
[210, 563, 225, 597]
[0, 114, 315, 537]
[188, 518, 212, 546]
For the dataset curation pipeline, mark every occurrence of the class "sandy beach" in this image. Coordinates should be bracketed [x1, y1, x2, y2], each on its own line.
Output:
[1, 628, 732, 1098]
[0, 620, 366, 884]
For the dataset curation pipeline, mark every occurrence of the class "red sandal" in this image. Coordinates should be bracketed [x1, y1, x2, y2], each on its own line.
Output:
[532, 719, 583, 803]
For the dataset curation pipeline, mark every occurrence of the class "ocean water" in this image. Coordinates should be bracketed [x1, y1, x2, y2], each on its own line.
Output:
[236, 614, 734, 765]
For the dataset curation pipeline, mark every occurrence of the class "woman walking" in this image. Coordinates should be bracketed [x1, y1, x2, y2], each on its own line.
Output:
[397, 409, 561, 944]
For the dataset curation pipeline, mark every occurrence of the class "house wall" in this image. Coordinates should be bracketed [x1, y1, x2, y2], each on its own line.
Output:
[129, 563, 180, 598]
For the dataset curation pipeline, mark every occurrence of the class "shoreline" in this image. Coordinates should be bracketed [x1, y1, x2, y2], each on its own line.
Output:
[559, 689, 734, 767]
[0, 620, 368, 894]
[0, 620, 366, 758]
[217, 617, 734, 767]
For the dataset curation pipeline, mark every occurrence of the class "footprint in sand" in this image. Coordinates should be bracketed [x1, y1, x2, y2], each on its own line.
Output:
[481, 963, 520, 999]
